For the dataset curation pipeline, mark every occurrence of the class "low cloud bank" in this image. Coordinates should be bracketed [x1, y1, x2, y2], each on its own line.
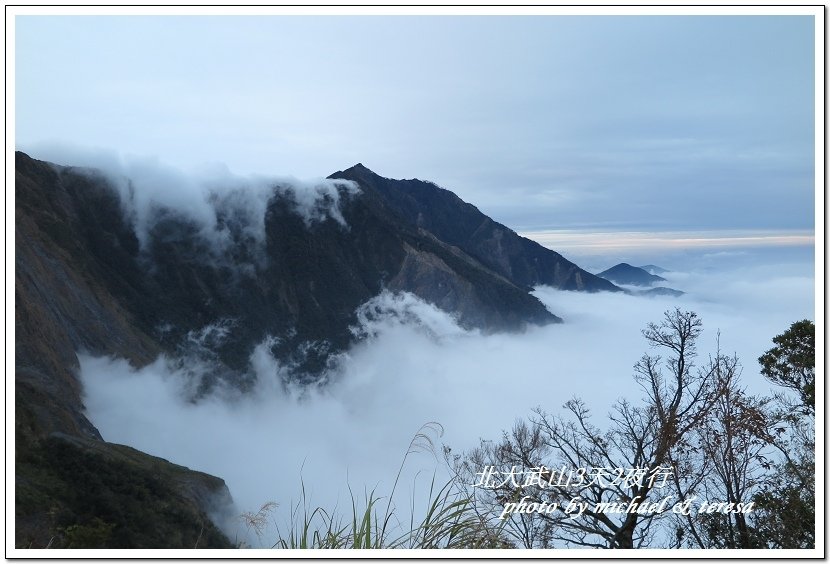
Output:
[78, 256, 814, 546]
[23, 143, 359, 254]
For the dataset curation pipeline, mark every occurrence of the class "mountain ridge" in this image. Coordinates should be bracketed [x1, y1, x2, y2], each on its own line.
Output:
[329, 163, 621, 294]
[14, 151, 621, 547]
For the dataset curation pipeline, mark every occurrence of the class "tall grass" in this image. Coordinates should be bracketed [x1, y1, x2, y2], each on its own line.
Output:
[239, 423, 508, 549]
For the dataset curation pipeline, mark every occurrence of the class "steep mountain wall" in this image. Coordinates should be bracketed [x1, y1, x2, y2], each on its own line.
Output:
[14, 151, 619, 547]
[15, 153, 233, 548]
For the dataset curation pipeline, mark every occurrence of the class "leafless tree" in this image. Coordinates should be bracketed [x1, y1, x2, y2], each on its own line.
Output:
[452, 309, 725, 548]
[668, 350, 772, 548]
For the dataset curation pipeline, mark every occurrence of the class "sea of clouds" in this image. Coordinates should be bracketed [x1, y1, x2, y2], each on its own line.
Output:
[78, 257, 814, 546]
[31, 145, 814, 547]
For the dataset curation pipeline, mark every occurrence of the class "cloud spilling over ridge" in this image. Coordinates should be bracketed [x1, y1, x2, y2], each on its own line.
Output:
[78, 257, 815, 546]
[25, 143, 360, 253]
[352, 290, 473, 341]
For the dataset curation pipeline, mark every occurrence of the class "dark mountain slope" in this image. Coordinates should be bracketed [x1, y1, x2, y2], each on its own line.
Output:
[16, 151, 573, 388]
[15, 152, 233, 548]
[15, 153, 169, 441]
[257, 175, 560, 364]
[329, 164, 621, 293]
[15, 152, 617, 547]
[124, 166, 560, 376]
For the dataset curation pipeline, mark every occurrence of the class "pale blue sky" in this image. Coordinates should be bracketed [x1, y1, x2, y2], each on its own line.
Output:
[15, 14, 816, 232]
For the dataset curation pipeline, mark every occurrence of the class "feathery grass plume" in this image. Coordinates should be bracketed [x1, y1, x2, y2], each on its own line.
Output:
[260, 422, 509, 549]
[238, 501, 278, 546]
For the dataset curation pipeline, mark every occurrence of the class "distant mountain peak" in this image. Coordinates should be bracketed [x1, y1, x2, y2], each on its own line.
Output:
[598, 263, 666, 287]
[639, 264, 669, 275]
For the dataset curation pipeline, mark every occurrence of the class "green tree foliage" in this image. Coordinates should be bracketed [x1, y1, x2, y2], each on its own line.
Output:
[758, 319, 815, 414]
[750, 319, 816, 549]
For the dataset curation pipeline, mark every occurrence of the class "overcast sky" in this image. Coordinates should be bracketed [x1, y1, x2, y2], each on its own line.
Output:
[15, 13, 816, 232]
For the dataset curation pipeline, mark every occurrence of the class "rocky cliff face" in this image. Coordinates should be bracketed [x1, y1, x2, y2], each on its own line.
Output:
[15, 152, 234, 548]
[18, 153, 574, 382]
[14, 151, 620, 548]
